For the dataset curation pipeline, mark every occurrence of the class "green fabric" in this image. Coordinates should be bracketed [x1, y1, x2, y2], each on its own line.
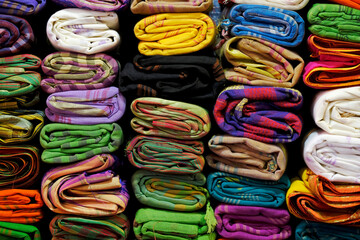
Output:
[0, 221, 41, 240]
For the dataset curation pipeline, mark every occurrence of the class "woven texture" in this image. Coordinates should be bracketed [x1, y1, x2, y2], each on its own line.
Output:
[0, 0, 46, 16]
[0, 221, 40, 239]
[226, 0, 309, 10]
[51, 0, 130, 11]
[130, 0, 212, 14]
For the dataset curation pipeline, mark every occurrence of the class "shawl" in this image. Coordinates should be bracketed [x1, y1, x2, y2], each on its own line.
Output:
[0, 0, 46, 16]
[126, 135, 205, 174]
[42, 154, 129, 216]
[215, 204, 291, 240]
[51, 0, 130, 12]
[130, 0, 212, 14]
[221, 36, 304, 87]
[206, 135, 287, 181]
[41, 51, 119, 94]
[134, 13, 215, 56]
[225, 0, 309, 10]
[328, 0, 360, 10]
[40, 123, 123, 164]
[131, 97, 211, 140]
[0, 221, 40, 240]
[47, 8, 121, 55]
[213, 85, 303, 143]
[207, 171, 290, 208]
[45, 87, 126, 125]
[0, 91, 39, 110]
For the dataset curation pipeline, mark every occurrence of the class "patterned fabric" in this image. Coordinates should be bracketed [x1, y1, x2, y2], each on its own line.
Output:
[131, 97, 211, 140]
[225, 0, 309, 10]
[47, 9, 120, 55]
[0, 0, 46, 16]
[126, 135, 205, 174]
[130, 0, 212, 14]
[45, 87, 126, 125]
[213, 85, 303, 143]
[42, 154, 129, 216]
[134, 13, 215, 55]
[51, 0, 129, 11]
[50, 214, 130, 240]
[0, 91, 40, 110]
[40, 123, 123, 164]
[329, 0, 360, 10]
[207, 171, 290, 207]
[41, 51, 119, 94]
[206, 135, 287, 181]
[0, 221, 41, 239]
[215, 204, 292, 240]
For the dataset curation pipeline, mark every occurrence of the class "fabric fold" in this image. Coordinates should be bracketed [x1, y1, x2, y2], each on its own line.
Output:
[0, 91, 40, 110]
[0, 221, 40, 239]
[0, 0, 46, 16]
[130, 0, 212, 14]
[225, 0, 309, 10]
[51, 0, 130, 12]
[328, 0, 360, 10]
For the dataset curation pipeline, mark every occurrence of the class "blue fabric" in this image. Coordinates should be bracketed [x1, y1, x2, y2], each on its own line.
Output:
[0, 0, 46, 15]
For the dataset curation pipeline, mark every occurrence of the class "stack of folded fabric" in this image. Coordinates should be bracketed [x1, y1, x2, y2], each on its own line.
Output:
[51, 0, 130, 12]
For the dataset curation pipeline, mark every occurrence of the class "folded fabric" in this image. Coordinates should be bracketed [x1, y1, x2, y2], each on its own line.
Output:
[131, 97, 211, 140]
[221, 36, 304, 87]
[215, 204, 291, 240]
[328, 0, 360, 10]
[126, 135, 205, 174]
[41, 51, 119, 94]
[224, 0, 309, 10]
[51, 0, 129, 11]
[134, 13, 215, 55]
[0, 221, 40, 239]
[308, 4, 360, 43]
[133, 208, 217, 240]
[206, 135, 287, 181]
[207, 171, 290, 207]
[47, 8, 120, 55]
[50, 214, 130, 240]
[45, 87, 126, 125]
[131, 0, 212, 14]
[0, 91, 39, 110]
[214, 85, 303, 143]
[222, 4, 305, 47]
[0, 109, 44, 144]
[0, 14, 34, 57]
[40, 123, 123, 164]
[0, 0, 46, 16]
[42, 154, 129, 216]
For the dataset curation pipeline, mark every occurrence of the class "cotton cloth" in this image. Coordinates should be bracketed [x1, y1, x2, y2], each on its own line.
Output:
[51, 0, 129, 12]
[224, 0, 309, 10]
[0, 221, 40, 239]
[130, 0, 212, 14]
[0, 0, 46, 16]
[0, 91, 39, 110]
[328, 0, 360, 10]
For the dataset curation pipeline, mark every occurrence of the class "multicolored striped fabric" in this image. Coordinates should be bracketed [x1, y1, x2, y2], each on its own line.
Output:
[0, 91, 39, 110]
[42, 154, 129, 216]
[45, 87, 126, 125]
[50, 214, 130, 240]
[126, 135, 205, 174]
[41, 52, 119, 94]
[215, 204, 292, 240]
[51, 0, 130, 12]
[213, 85, 303, 143]
[227, 0, 309, 10]
[131, 97, 211, 140]
[40, 123, 123, 164]
[0, 221, 40, 239]
[0, 0, 46, 16]
[130, 0, 212, 14]
[207, 171, 290, 207]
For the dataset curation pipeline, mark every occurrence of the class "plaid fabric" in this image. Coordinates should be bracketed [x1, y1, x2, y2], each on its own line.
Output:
[41, 51, 119, 94]
[213, 85, 303, 143]
[0, 221, 41, 239]
[0, 0, 46, 16]
[50, 214, 130, 240]
[126, 135, 205, 174]
[207, 171, 290, 207]
[329, 0, 360, 10]
[0, 14, 34, 57]
[51, 0, 130, 11]
[0, 91, 39, 110]
[130, 0, 211, 14]
[42, 154, 129, 216]
[40, 123, 123, 164]
[227, 0, 309, 10]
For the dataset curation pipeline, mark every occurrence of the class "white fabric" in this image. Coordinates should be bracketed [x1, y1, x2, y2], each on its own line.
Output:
[230, 0, 309, 10]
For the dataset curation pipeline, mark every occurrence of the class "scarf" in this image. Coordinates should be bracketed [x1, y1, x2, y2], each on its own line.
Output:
[0, 221, 40, 239]
[51, 0, 130, 12]
[224, 0, 309, 10]
[0, 0, 46, 16]
[0, 91, 39, 110]
[130, 0, 212, 14]
[213, 85, 303, 143]
[40, 123, 123, 164]
[126, 135, 205, 174]
[131, 97, 211, 140]
[41, 51, 119, 94]
[47, 8, 121, 55]
[134, 13, 215, 55]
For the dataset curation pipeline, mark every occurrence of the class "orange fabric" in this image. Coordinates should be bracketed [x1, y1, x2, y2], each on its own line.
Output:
[329, 0, 360, 10]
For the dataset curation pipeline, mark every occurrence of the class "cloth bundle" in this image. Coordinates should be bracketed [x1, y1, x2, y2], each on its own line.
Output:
[51, 0, 130, 12]
[40, 123, 123, 164]
[207, 171, 290, 207]
[133, 208, 217, 240]
[50, 214, 130, 240]
[221, 36, 304, 87]
[0, 221, 40, 240]
[41, 52, 119, 94]
[47, 8, 121, 55]
[42, 154, 129, 216]
[214, 85, 303, 143]
[131, 97, 211, 140]
[328, 0, 360, 10]
[0, 0, 46, 16]
[215, 204, 291, 240]
[130, 0, 212, 14]
[206, 135, 287, 181]
[126, 135, 205, 174]
[134, 13, 215, 55]
[222, 4, 305, 47]
[224, 0, 309, 10]
[0, 91, 39, 110]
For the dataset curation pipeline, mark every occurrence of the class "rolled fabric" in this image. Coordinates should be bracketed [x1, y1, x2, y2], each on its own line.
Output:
[50, 214, 130, 240]
[42, 154, 129, 216]
[215, 204, 291, 240]
[40, 123, 123, 164]
[51, 0, 129, 11]
[41, 52, 119, 94]
[0, 0, 46, 16]
[131, 97, 211, 140]
[221, 36, 304, 87]
[47, 8, 121, 55]
[224, 0, 309, 10]
[223, 4, 305, 48]
[134, 13, 215, 56]
[214, 85, 303, 143]
[45, 87, 126, 125]
[130, 0, 212, 14]
[0, 91, 40, 110]
[206, 135, 287, 181]
[126, 135, 205, 174]
[0, 221, 40, 239]
[207, 171, 290, 208]
[328, 0, 360, 10]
